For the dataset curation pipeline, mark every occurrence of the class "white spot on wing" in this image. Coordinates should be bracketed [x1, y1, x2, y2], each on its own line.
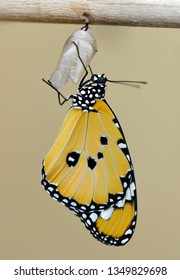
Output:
[121, 238, 129, 244]
[89, 213, 98, 222]
[118, 143, 127, 149]
[82, 213, 87, 219]
[126, 188, 132, 201]
[100, 207, 114, 220]
[68, 156, 75, 162]
[126, 155, 130, 161]
[115, 122, 120, 128]
[71, 201, 77, 207]
[116, 198, 125, 208]
[125, 229, 132, 235]
[86, 219, 91, 225]
[132, 221, 136, 226]
[62, 199, 68, 203]
[130, 182, 136, 196]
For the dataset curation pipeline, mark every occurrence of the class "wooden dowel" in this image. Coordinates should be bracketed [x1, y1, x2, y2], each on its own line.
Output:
[0, 0, 180, 28]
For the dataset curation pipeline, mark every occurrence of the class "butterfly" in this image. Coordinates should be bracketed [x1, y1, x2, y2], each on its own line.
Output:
[41, 45, 145, 246]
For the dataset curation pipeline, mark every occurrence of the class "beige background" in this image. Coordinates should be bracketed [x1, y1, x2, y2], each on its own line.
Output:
[0, 22, 180, 260]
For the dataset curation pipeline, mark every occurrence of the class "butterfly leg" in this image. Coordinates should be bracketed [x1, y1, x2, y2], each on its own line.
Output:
[42, 78, 69, 105]
[72, 42, 90, 88]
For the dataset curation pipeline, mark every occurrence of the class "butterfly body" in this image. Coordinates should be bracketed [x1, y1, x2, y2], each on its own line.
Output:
[41, 74, 137, 246]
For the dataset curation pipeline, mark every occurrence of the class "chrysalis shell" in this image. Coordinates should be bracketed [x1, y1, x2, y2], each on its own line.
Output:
[50, 26, 97, 89]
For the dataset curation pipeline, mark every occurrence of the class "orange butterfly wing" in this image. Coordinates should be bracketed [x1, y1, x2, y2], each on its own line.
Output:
[41, 95, 137, 246]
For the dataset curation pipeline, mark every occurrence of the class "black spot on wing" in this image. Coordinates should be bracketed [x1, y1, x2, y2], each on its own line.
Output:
[66, 151, 80, 167]
[97, 152, 103, 159]
[87, 156, 97, 170]
[100, 136, 108, 145]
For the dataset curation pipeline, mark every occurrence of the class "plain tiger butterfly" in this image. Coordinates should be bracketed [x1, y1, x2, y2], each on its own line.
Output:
[41, 44, 146, 246]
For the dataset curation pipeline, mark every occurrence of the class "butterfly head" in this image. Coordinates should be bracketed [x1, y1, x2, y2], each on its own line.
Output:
[91, 74, 107, 85]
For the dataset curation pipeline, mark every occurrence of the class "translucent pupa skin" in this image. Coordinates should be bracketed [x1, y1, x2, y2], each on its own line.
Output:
[50, 25, 97, 89]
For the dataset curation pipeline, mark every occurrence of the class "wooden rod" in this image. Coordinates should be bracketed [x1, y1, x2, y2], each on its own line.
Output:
[0, 0, 180, 28]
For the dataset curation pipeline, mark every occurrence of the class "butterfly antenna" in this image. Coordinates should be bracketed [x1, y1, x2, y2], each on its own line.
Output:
[88, 65, 94, 75]
[107, 79, 147, 89]
[42, 78, 68, 105]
